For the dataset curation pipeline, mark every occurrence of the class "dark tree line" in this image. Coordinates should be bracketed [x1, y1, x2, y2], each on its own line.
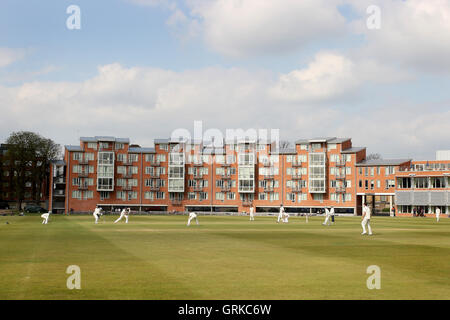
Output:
[2, 131, 60, 209]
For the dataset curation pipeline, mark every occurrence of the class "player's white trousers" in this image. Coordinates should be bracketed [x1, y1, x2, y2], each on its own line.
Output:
[187, 217, 198, 226]
[250, 214, 254, 221]
[436, 214, 440, 222]
[323, 216, 330, 225]
[93, 213, 99, 224]
[362, 218, 372, 234]
[41, 214, 49, 224]
[115, 214, 126, 223]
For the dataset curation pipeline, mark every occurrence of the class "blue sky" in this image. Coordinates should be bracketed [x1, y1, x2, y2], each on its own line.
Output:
[0, 0, 449, 160]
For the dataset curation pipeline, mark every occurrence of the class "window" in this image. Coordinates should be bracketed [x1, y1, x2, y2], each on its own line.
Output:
[73, 153, 82, 161]
[88, 142, 97, 150]
[199, 192, 208, 201]
[115, 143, 124, 150]
[227, 192, 236, 200]
[128, 154, 138, 162]
[100, 191, 110, 200]
[128, 191, 137, 200]
[415, 177, 428, 188]
[431, 177, 445, 188]
[216, 192, 225, 201]
[72, 190, 82, 199]
[144, 192, 154, 200]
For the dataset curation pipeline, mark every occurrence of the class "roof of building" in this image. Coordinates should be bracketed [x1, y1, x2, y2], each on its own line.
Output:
[355, 159, 412, 167]
[65, 145, 83, 152]
[328, 138, 351, 144]
[295, 137, 348, 144]
[154, 138, 170, 144]
[80, 136, 130, 143]
[341, 147, 366, 154]
[128, 147, 155, 154]
[278, 148, 297, 154]
[51, 159, 66, 166]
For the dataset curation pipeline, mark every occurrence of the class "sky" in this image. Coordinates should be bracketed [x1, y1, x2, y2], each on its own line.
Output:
[0, 0, 449, 160]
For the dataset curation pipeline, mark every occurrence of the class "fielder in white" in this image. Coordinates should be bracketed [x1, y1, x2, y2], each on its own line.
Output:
[436, 207, 441, 222]
[114, 208, 130, 224]
[93, 206, 102, 224]
[41, 211, 51, 224]
[322, 207, 331, 226]
[361, 204, 373, 235]
[249, 207, 255, 221]
[282, 211, 289, 223]
[277, 205, 285, 223]
[187, 212, 199, 226]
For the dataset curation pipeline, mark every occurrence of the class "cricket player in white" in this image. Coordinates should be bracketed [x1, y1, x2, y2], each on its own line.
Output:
[283, 211, 289, 223]
[330, 206, 335, 224]
[436, 207, 441, 222]
[249, 207, 255, 221]
[114, 208, 130, 224]
[322, 207, 331, 226]
[277, 205, 285, 223]
[93, 206, 102, 224]
[361, 204, 373, 235]
[41, 211, 51, 224]
[187, 212, 199, 226]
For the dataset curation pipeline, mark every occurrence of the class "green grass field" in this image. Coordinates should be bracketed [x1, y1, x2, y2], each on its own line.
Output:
[0, 214, 449, 300]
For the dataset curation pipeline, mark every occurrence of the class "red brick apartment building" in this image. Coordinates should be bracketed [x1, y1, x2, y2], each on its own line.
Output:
[48, 136, 450, 216]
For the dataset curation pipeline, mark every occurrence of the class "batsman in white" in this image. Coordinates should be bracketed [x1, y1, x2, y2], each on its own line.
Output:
[187, 212, 199, 226]
[322, 207, 331, 226]
[436, 207, 441, 222]
[93, 206, 103, 224]
[277, 205, 285, 223]
[41, 211, 51, 224]
[114, 207, 130, 224]
[361, 203, 373, 235]
[249, 207, 255, 221]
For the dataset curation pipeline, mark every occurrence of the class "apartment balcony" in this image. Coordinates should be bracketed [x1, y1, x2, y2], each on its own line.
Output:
[262, 161, 272, 167]
[171, 199, 182, 206]
[222, 174, 231, 179]
[193, 185, 203, 192]
[79, 159, 89, 165]
[335, 160, 346, 167]
[263, 174, 274, 180]
[121, 185, 133, 191]
[193, 161, 203, 167]
[150, 173, 160, 178]
[335, 187, 346, 193]
[78, 184, 89, 190]
[335, 173, 346, 179]
[291, 174, 302, 180]
[221, 185, 231, 192]
[291, 161, 302, 167]
[122, 160, 133, 166]
[193, 173, 203, 179]
[54, 178, 66, 184]
[122, 172, 133, 178]
[222, 162, 232, 167]
[150, 185, 160, 191]
[291, 186, 303, 193]
[150, 160, 160, 166]
[78, 172, 89, 178]
[242, 200, 253, 207]
[263, 186, 274, 192]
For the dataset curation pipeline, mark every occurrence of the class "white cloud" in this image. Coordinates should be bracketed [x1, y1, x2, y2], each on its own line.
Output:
[0, 62, 447, 159]
[184, 0, 347, 57]
[350, 0, 450, 73]
[270, 51, 412, 102]
[0, 48, 27, 68]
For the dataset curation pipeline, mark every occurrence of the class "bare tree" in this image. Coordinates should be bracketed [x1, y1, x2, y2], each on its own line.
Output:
[279, 140, 291, 149]
[366, 153, 382, 160]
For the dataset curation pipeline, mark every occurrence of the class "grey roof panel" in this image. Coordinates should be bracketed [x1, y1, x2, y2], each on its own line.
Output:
[341, 147, 366, 154]
[154, 139, 170, 144]
[356, 159, 412, 166]
[128, 147, 155, 154]
[65, 145, 83, 151]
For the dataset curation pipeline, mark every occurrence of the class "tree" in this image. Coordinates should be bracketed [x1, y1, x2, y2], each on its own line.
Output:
[366, 153, 382, 161]
[279, 140, 291, 149]
[5, 131, 60, 209]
